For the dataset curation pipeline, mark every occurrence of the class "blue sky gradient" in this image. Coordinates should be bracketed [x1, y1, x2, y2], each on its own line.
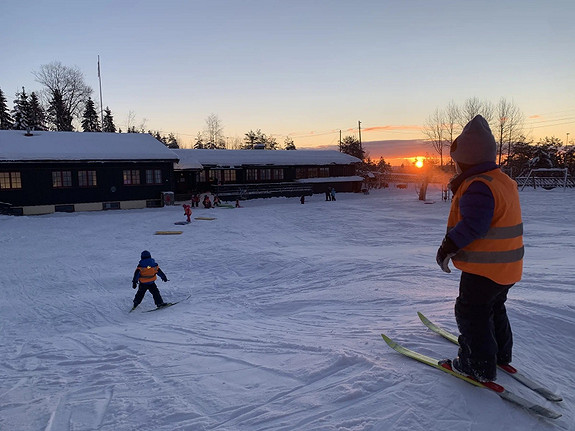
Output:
[1, 0, 574, 157]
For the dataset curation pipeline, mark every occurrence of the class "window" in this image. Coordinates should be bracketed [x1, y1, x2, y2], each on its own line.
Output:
[259, 169, 271, 180]
[0, 172, 22, 189]
[319, 167, 330, 177]
[210, 170, 223, 184]
[308, 167, 318, 178]
[146, 169, 162, 184]
[296, 168, 306, 179]
[78, 170, 97, 187]
[52, 171, 72, 188]
[197, 170, 207, 183]
[123, 170, 140, 185]
[224, 169, 237, 182]
[273, 169, 284, 180]
[246, 169, 257, 181]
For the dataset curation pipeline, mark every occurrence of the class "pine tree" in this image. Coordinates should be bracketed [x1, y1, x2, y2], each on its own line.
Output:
[166, 133, 179, 148]
[81, 97, 101, 132]
[194, 132, 206, 149]
[11, 87, 31, 130]
[28, 92, 47, 131]
[0, 87, 13, 130]
[102, 106, 116, 132]
[284, 136, 296, 150]
[47, 89, 73, 131]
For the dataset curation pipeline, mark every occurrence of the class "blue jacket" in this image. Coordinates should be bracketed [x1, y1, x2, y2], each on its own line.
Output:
[132, 257, 168, 285]
[447, 162, 497, 249]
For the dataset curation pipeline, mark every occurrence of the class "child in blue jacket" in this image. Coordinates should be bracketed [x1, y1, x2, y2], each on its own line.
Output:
[131, 250, 168, 311]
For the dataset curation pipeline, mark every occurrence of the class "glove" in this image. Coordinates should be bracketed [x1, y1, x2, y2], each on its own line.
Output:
[436, 235, 459, 273]
[132, 282, 137, 289]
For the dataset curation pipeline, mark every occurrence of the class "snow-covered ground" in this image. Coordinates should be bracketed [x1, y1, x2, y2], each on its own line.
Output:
[1, 185, 573, 431]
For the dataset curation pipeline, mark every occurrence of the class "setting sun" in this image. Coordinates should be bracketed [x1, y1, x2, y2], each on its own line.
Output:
[415, 159, 424, 168]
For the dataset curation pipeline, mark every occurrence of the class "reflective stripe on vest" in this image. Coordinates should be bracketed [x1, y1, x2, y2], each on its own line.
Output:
[138, 265, 158, 283]
[447, 169, 523, 285]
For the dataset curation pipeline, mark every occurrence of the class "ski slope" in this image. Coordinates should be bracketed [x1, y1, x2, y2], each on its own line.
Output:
[1, 186, 573, 430]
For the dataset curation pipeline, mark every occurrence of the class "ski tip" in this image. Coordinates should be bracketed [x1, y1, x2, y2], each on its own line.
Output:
[417, 311, 428, 322]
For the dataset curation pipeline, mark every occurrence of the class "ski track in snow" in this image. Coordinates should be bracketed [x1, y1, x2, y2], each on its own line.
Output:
[0, 186, 573, 430]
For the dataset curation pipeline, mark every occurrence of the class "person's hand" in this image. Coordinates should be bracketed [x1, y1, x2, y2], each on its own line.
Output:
[436, 235, 459, 273]
[132, 283, 137, 289]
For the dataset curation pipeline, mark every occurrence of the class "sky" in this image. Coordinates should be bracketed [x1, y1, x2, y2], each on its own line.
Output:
[1, 0, 574, 160]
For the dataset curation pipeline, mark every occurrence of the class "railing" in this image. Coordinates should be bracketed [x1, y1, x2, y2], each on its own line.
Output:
[212, 182, 313, 201]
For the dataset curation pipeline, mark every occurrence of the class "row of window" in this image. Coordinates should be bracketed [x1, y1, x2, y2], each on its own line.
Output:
[192, 167, 334, 184]
[0, 170, 163, 190]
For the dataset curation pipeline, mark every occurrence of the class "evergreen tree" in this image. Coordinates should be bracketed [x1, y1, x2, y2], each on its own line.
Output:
[102, 106, 116, 132]
[166, 133, 179, 149]
[284, 136, 296, 150]
[0, 87, 13, 130]
[339, 136, 365, 160]
[28, 92, 47, 130]
[194, 132, 206, 149]
[243, 129, 267, 149]
[47, 89, 73, 131]
[81, 97, 101, 132]
[11, 87, 31, 130]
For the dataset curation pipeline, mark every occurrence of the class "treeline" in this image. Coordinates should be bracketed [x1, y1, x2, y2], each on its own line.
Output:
[0, 62, 303, 151]
[424, 97, 574, 177]
[0, 61, 183, 148]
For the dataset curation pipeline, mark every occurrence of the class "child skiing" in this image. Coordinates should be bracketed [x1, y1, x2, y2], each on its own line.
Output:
[131, 250, 169, 311]
[183, 203, 192, 223]
[436, 115, 524, 382]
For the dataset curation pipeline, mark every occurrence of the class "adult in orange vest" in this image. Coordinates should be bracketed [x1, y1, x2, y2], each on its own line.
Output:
[131, 250, 169, 311]
[436, 115, 524, 382]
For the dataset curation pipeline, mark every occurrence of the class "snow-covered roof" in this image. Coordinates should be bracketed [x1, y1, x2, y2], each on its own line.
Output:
[0, 130, 179, 162]
[172, 148, 362, 170]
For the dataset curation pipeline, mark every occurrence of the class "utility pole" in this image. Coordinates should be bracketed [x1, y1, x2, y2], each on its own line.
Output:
[567, 132, 570, 146]
[358, 120, 363, 154]
[98, 55, 104, 130]
[339, 130, 342, 152]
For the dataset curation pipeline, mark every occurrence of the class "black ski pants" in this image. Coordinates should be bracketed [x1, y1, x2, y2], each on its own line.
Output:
[455, 272, 514, 380]
[133, 282, 164, 307]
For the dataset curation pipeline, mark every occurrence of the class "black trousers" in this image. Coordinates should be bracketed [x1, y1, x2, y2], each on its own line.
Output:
[133, 282, 164, 307]
[455, 272, 514, 380]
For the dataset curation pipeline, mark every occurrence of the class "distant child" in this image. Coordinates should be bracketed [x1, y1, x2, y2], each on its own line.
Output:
[131, 250, 168, 311]
[203, 195, 212, 208]
[213, 195, 222, 206]
[235, 199, 242, 208]
[183, 203, 192, 222]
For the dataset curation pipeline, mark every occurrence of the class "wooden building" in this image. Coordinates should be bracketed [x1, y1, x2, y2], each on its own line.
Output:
[0, 130, 178, 215]
[172, 149, 363, 201]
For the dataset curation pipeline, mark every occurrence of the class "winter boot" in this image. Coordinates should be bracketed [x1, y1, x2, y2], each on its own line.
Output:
[450, 357, 495, 382]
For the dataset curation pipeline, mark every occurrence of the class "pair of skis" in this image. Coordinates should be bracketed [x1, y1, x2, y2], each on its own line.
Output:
[381, 312, 562, 419]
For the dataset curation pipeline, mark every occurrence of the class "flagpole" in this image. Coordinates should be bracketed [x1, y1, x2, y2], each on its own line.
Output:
[98, 55, 104, 130]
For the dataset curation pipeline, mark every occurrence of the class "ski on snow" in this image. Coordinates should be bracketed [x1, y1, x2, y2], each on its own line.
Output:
[417, 311, 563, 402]
[381, 334, 562, 419]
[145, 295, 192, 312]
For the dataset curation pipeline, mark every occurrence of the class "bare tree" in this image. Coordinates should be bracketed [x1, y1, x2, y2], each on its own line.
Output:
[459, 97, 494, 126]
[423, 108, 447, 166]
[204, 113, 225, 149]
[495, 98, 524, 165]
[33, 61, 92, 125]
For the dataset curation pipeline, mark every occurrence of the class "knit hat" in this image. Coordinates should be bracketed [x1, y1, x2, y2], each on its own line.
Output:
[141, 250, 151, 259]
[451, 115, 497, 165]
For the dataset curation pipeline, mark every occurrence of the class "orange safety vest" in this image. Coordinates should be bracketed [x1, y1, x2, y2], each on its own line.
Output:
[138, 265, 159, 283]
[448, 169, 524, 285]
